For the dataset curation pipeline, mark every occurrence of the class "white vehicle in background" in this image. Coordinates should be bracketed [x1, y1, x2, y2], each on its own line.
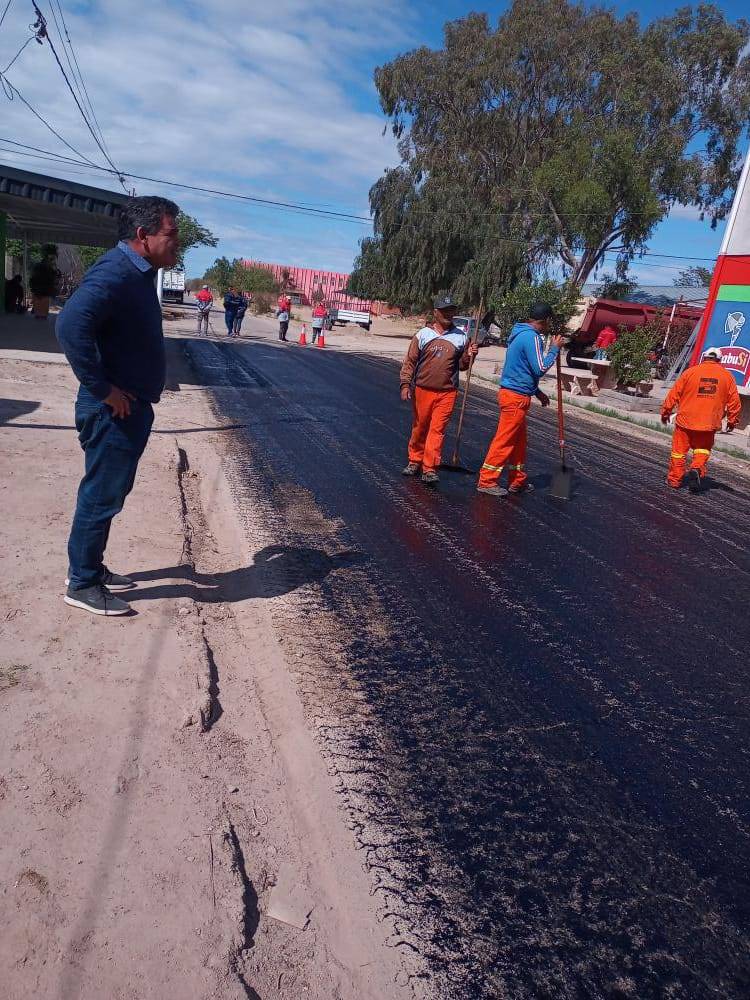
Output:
[453, 315, 499, 347]
[161, 267, 185, 304]
[329, 307, 371, 331]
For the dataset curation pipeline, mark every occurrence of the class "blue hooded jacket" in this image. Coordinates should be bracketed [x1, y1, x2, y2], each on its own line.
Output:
[500, 322, 559, 396]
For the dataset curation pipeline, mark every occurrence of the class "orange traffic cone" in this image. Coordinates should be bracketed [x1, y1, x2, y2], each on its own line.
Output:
[317, 330, 326, 348]
[298, 323, 307, 346]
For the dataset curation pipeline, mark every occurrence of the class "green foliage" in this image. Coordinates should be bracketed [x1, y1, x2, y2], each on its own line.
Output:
[176, 212, 218, 267]
[6, 238, 42, 262]
[674, 266, 713, 287]
[355, 1, 750, 307]
[593, 273, 638, 300]
[76, 246, 107, 271]
[491, 280, 580, 342]
[610, 323, 657, 387]
[202, 257, 279, 298]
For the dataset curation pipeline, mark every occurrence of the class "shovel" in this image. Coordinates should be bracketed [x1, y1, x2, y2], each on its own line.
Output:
[550, 353, 573, 500]
[441, 301, 483, 474]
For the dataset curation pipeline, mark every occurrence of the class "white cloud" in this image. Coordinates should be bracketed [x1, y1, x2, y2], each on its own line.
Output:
[0, 0, 412, 272]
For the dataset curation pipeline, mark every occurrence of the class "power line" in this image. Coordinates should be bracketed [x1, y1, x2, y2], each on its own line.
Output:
[0, 137, 723, 266]
[0, 73, 100, 165]
[30, 0, 126, 189]
[52, 0, 109, 157]
[0, 0, 13, 29]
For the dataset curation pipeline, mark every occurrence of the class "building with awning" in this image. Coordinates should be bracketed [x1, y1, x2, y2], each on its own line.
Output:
[1, 161, 129, 311]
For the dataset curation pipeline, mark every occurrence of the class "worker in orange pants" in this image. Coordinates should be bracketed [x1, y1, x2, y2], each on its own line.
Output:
[661, 346, 741, 492]
[477, 303, 564, 497]
[400, 293, 477, 485]
[477, 389, 532, 491]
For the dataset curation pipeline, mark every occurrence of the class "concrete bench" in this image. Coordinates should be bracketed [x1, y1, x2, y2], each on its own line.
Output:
[559, 366, 599, 396]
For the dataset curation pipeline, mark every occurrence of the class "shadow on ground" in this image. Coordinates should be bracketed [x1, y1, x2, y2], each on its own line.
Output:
[127, 544, 365, 603]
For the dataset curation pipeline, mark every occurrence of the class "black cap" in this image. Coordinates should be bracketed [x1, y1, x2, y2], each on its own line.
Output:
[529, 302, 554, 321]
[433, 293, 457, 310]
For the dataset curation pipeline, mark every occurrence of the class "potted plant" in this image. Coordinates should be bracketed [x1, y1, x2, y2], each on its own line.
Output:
[29, 245, 60, 319]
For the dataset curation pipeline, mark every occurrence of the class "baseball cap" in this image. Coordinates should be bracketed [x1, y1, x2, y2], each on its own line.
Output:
[529, 302, 555, 321]
[704, 346, 722, 359]
[202, 284, 209, 289]
[433, 293, 457, 310]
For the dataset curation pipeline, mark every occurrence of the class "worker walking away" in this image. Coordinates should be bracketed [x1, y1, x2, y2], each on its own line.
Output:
[223, 286, 243, 336]
[661, 346, 741, 492]
[477, 303, 564, 497]
[400, 293, 478, 486]
[195, 284, 213, 335]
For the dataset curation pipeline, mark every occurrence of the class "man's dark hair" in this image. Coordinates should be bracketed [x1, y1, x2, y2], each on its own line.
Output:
[529, 302, 554, 321]
[117, 196, 180, 241]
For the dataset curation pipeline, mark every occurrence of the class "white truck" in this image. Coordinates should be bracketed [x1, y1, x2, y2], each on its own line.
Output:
[329, 307, 371, 331]
[161, 267, 185, 304]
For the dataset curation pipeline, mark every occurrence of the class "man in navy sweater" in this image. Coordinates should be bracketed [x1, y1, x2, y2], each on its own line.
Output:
[56, 196, 180, 615]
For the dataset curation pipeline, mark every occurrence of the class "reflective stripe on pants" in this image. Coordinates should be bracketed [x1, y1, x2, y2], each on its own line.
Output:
[478, 389, 531, 489]
[667, 426, 715, 487]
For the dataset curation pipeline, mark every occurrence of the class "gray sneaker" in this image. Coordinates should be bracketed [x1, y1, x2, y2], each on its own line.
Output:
[421, 470, 439, 485]
[402, 462, 421, 476]
[64, 583, 132, 617]
[508, 482, 535, 494]
[476, 485, 508, 497]
[65, 566, 134, 592]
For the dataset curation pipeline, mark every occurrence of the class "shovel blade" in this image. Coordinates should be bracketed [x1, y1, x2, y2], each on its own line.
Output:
[550, 467, 573, 500]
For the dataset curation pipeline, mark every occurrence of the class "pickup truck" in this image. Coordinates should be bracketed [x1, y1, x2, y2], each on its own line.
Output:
[329, 307, 371, 331]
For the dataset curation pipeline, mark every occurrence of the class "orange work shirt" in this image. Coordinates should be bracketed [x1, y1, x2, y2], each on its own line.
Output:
[662, 360, 742, 431]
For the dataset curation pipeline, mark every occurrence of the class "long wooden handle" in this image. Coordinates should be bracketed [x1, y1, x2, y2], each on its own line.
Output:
[452, 300, 483, 456]
[556, 352, 566, 464]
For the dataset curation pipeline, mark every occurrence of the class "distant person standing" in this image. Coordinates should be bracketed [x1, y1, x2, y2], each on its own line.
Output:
[56, 195, 180, 615]
[593, 324, 617, 360]
[233, 292, 248, 336]
[195, 284, 213, 335]
[277, 304, 290, 342]
[223, 286, 243, 336]
[311, 302, 327, 343]
[278, 293, 292, 315]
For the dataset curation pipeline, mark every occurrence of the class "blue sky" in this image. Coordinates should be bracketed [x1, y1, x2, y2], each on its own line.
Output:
[0, 0, 747, 284]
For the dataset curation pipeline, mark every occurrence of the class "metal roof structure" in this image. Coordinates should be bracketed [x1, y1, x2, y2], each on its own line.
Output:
[0, 162, 128, 246]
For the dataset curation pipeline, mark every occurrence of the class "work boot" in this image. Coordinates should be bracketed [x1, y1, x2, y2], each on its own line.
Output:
[402, 462, 421, 476]
[65, 565, 134, 592]
[509, 482, 535, 494]
[476, 484, 508, 497]
[687, 469, 703, 493]
[421, 470, 439, 486]
[64, 583, 132, 617]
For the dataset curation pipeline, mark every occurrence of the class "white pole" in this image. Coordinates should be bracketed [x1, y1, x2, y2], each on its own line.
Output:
[156, 267, 164, 304]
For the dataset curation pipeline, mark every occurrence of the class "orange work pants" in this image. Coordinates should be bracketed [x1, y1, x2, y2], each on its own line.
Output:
[478, 389, 531, 489]
[667, 426, 715, 487]
[408, 387, 457, 472]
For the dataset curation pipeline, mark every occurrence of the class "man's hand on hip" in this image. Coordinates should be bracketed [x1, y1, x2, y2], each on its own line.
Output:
[103, 386, 136, 418]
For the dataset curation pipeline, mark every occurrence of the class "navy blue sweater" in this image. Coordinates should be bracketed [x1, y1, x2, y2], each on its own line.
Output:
[56, 242, 165, 403]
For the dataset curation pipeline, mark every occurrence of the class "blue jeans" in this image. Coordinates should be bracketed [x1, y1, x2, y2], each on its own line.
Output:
[594, 348, 608, 360]
[225, 310, 237, 334]
[67, 386, 154, 590]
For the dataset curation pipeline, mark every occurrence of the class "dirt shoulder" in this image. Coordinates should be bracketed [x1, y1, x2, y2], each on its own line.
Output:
[0, 349, 405, 1000]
